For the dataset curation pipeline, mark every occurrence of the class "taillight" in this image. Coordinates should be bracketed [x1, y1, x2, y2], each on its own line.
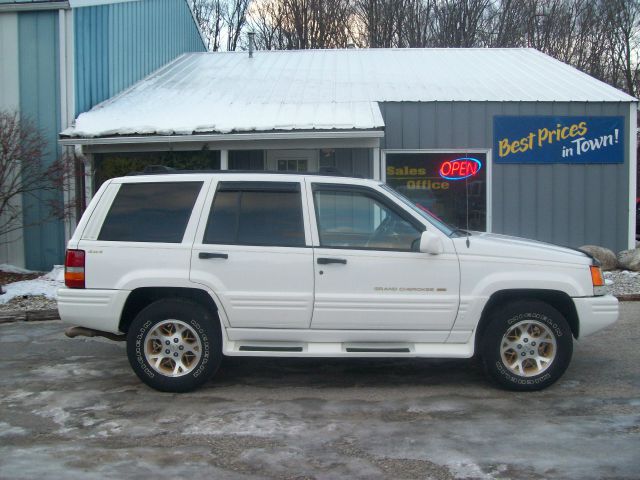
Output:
[65, 249, 85, 288]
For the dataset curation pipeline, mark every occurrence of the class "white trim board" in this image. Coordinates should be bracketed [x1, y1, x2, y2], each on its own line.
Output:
[629, 102, 638, 249]
[60, 130, 385, 147]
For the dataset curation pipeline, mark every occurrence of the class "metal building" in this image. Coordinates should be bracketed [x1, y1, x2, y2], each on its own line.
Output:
[0, 0, 205, 270]
[61, 48, 638, 253]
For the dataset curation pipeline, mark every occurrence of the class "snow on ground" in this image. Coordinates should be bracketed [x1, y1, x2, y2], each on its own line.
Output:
[0, 266, 64, 304]
[0, 264, 37, 274]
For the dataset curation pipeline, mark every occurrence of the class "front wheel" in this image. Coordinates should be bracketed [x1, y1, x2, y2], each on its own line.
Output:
[480, 300, 573, 391]
[126, 298, 222, 392]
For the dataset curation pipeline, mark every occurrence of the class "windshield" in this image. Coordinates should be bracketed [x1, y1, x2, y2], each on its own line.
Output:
[380, 184, 456, 236]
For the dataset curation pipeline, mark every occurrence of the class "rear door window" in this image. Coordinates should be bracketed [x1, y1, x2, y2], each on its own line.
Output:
[204, 182, 305, 247]
[98, 182, 203, 243]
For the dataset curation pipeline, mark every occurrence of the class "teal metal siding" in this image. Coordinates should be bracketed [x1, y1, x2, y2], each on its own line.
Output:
[75, 0, 205, 114]
[18, 11, 65, 270]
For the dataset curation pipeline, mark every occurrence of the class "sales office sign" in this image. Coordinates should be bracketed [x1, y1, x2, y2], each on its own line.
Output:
[494, 116, 624, 164]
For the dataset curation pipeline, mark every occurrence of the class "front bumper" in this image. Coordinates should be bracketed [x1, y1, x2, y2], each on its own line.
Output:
[573, 295, 619, 338]
[57, 288, 129, 334]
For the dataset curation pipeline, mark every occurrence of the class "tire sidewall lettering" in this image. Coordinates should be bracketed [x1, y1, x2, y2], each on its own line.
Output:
[134, 317, 213, 380]
[189, 318, 210, 378]
[506, 312, 563, 337]
[135, 320, 155, 378]
[483, 301, 572, 391]
[495, 360, 552, 385]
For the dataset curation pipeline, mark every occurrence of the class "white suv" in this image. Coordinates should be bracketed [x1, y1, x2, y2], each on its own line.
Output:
[59, 172, 618, 392]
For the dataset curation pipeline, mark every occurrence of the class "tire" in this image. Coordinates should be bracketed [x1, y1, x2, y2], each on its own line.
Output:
[480, 300, 573, 391]
[126, 298, 222, 392]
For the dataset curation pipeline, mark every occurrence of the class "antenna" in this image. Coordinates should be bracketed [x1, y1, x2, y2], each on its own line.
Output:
[465, 155, 471, 248]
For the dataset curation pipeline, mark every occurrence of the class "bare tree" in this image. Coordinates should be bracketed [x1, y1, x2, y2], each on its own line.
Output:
[191, 0, 225, 51]
[249, 0, 286, 49]
[0, 111, 72, 241]
[249, 0, 287, 49]
[402, 0, 434, 47]
[226, 0, 251, 50]
[604, 0, 640, 97]
[430, 0, 493, 47]
[354, 0, 408, 48]
[250, 0, 354, 49]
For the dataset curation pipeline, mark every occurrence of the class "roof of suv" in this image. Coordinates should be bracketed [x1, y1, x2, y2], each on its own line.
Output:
[112, 170, 380, 187]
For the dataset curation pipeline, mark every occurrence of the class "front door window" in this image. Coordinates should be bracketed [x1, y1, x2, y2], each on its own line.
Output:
[313, 188, 422, 251]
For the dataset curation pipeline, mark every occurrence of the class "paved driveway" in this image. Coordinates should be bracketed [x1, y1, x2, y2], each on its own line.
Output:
[1, 303, 639, 479]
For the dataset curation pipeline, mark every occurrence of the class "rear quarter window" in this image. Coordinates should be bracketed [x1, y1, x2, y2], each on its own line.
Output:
[98, 182, 203, 243]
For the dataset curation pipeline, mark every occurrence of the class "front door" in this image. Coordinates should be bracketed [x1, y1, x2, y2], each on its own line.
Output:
[190, 179, 314, 329]
[308, 182, 460, 336]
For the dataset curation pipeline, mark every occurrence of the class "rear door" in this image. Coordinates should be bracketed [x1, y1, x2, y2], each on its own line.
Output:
[190, 179, 314, 329]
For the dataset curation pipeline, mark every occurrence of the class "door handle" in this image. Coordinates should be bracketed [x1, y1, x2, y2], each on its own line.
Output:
[317, 257, 347, 265]
[199, 252, 228, 259]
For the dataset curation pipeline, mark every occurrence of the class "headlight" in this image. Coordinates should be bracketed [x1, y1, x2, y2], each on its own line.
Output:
[590, 265, 606, 296]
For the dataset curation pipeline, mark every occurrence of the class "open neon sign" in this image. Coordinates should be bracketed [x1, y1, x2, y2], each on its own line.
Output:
[439, 157, 482, 180]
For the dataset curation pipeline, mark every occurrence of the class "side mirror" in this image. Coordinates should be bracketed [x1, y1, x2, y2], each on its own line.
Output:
[419, 230, 444, 255]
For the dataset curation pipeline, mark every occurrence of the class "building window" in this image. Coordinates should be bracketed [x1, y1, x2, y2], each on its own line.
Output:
[385, 152, 487, 231]
[229, 150, 264, 170]
[277, 159, 308, 172]
[94, 150, 220, 189]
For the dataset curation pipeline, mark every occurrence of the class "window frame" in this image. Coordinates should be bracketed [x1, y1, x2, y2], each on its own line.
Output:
[310, 183, 426, 253]
[203, 180, 308, 248]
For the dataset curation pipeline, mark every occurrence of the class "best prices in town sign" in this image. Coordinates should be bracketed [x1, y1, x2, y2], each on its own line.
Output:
[494, 116, 624, 164]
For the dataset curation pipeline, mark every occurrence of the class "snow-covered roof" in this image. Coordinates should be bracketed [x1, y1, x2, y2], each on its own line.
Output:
[64, 48, 636, 138]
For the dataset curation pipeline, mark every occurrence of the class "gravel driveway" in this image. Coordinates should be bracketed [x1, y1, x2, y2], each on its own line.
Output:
[0, 303, 638, 479]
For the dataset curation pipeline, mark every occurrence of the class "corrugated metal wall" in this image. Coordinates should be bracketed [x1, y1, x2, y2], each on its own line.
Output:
[379, 101, 631, 252]
[0, 12, 25, 267]
[74, 0, 206, 115]
[18, 10, 65, 270]
[2, 0, 204, 270]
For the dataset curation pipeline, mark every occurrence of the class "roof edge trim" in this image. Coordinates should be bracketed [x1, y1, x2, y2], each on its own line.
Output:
[69, 0, 138, 8]
[0, 1, 69, 12]
[59, 129, 386, 146]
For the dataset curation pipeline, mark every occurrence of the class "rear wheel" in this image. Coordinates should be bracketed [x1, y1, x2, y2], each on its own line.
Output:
[481, 300, 573, 391]
[126, 298, 222, 392]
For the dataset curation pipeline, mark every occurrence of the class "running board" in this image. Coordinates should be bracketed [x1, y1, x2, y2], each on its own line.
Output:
[239, 345, 303, 352]
[225, 341, 474, 358]
[346, 347, 410, 353]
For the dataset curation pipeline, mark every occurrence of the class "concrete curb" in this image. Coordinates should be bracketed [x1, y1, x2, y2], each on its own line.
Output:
[616, 294, 640, 301]
[0, 309, 60, 324]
